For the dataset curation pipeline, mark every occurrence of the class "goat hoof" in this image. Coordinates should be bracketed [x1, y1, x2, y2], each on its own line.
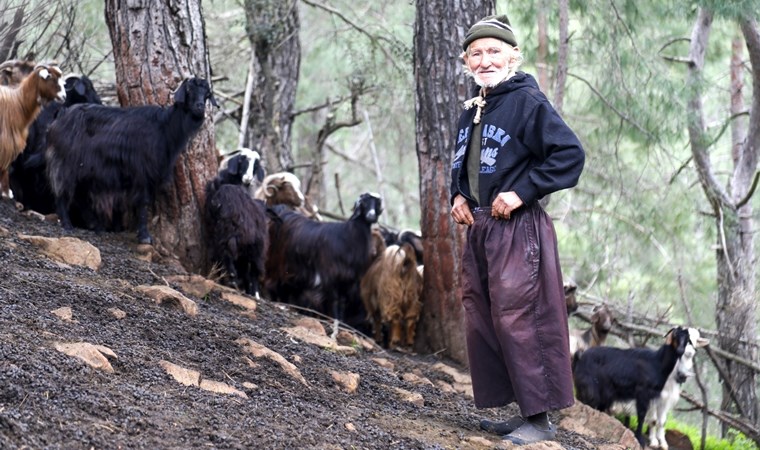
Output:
[138, 236, 153, 245]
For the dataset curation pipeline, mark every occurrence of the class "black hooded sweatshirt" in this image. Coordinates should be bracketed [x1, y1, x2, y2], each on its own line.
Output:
[450, 72, 585, 208]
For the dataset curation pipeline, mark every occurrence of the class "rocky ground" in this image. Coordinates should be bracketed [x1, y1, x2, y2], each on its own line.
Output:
[0, 198, 639, 450]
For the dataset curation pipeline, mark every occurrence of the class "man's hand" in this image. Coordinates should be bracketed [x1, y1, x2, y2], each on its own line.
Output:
[491, 191, 523, 220]
[451, 194, 474, 225]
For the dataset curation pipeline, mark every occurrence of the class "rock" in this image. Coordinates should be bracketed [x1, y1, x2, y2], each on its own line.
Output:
[401, 372, 434, 386]
[237, 337, 309, 386]
[392, 387, 424, 406]
[221, 291, 257, 311]
[434, 380, 457, 394]
[432, 362, 472, 384]
[280, 326, 357, 355]
[330, 370, 360, 393]
[199, 379, 248, 399]
[665, 429, 694, 450]
[344, 423, 356, 432]
[55, 342, 117, 373]
[51, 306, 74, 322]
[108, 307, 127, 319]
[134, 244, 156, 262]
[136, 285, 198, 316]
[159, 360, 201, 386]
[22, 210, 46, 221]
[462, 436, 493, 447]
[165, 274, 216, 299]
[159, 360, 248, 398]
[19, 234, 101, 271]
[372, 357, 395, 370]
[557, 402, 640, 449]
[293, 317, 326, 335]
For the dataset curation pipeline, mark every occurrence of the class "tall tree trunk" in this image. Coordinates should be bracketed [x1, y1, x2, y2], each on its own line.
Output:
[413, 0, 494, 364]
[104, 0, 216, 272]
[243, 0, 300, 174]
[553, 0, 569, 113]
[536, 0, 549, 92]
[686, 8, 759, 429]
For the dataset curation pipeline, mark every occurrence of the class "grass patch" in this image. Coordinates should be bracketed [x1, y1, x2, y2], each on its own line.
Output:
[616, 414, 759, 450]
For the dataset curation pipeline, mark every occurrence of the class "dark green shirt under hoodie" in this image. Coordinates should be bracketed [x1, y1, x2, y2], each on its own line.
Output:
[450, 72, 585, 208]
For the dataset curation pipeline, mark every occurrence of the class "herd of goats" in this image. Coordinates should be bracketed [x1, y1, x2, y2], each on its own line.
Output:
[0, 60, 711, 449]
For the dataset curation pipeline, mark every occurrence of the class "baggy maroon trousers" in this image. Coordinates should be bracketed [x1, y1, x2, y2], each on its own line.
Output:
[461, 203, 574, 416]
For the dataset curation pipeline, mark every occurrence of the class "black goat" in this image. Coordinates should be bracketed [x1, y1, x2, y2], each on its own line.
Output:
[572, 326, 691, 447]
[46, 77, 217, 244]
[10, 75, 102, 215]
[218, 147, 265, 195]
[265, 192, 383, 327]
[205, 160, 269, 298]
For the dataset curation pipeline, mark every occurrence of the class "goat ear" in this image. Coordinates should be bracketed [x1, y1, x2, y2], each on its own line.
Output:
[207, 90, 219, 108]
[664, 327, 676, 346]
[173, 81, 188, 105]
[74, 80, 86, 96]
[695, 337, 710, 348]
[255, 163, 265, 182]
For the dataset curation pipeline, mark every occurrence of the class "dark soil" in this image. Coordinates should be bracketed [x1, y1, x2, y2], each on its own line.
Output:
[0, 199, 615, 449]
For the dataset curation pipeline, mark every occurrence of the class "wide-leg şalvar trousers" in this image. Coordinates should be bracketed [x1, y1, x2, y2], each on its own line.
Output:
[461, 203, 574, 416]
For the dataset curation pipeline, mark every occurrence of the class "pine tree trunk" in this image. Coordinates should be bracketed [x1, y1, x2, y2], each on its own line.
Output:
[104, 0, 216, 272]
[687, 9, 759, 428]
[413, 0, 494, 364]
[243, 0, 300, 174]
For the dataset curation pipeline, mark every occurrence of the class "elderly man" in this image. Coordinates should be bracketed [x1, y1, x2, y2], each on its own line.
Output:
[449, 14, 585, 445]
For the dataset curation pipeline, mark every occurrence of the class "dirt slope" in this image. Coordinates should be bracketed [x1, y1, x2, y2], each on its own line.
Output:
[0, 199, 631, 449]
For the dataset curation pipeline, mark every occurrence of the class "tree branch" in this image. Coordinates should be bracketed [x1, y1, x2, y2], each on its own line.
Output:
[685, 8, 731, 210]
[567, 72, 657, 141]
[735, 170, 760, 208]
[680, 392, 760, 445]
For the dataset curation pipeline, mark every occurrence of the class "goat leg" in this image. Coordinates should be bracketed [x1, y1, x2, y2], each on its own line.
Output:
[55, 195, 73, 231]
[135, 201, 152, 245]
[634, 399, 648, 448]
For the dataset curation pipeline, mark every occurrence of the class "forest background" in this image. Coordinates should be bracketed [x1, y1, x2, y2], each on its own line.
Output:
[2, 0, 759, 445]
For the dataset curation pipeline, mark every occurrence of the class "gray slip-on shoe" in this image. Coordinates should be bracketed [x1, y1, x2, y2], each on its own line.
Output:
[502, 421, 556, 445]
[479, 416, 525, 435]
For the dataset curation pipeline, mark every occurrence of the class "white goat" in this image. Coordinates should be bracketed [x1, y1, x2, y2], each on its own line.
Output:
[646, 328, 709, 449]
[609, 327, 709, 450]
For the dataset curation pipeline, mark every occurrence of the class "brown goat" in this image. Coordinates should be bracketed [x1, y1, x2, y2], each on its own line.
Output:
[0, 63, 65, 197]
[564, 282, 578, 315]
[360, 242, 424, 349]
[254, 171, 322, 220]
[568, 304, 615, 355]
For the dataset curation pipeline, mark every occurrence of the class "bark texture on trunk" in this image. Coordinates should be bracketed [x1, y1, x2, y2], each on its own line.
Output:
[243, 0, 300, 174]
[413, 0, 494, 364]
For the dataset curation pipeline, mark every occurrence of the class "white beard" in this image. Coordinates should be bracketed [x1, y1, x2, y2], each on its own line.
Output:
[472, 66, 515, 88]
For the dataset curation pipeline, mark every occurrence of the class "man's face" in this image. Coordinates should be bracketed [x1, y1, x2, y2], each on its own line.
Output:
[464, 38, 515, 88]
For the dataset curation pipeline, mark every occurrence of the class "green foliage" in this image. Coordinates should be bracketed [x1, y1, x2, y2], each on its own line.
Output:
[698, 0, 760, 20]
[292, 1, 417, 228]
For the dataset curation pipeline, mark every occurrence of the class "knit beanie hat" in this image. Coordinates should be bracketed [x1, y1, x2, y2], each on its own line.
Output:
[462, 15, 517, 51]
